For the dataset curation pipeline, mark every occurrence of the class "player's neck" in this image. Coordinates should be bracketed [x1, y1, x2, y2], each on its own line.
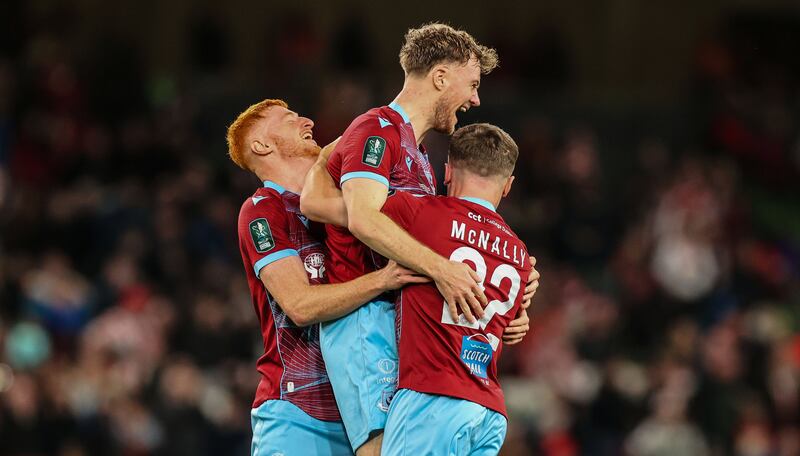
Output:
[447, 178, 502, 212]
[393, 86, 436, 143]
[255, 156, 314, 194]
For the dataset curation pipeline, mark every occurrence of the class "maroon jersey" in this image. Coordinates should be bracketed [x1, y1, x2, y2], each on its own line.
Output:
[381, 192, 531, 416]
[237, 180, 340, 421]
[325, 102, 437, 283]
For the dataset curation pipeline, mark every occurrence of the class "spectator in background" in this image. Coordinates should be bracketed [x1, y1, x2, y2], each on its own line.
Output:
[1, 5, 799, 456]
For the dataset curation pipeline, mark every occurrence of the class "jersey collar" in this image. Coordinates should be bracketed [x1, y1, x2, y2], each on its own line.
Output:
[263, 180, 286, 194]
[388, 101, 411, 124]
[459, 196, 497, 213]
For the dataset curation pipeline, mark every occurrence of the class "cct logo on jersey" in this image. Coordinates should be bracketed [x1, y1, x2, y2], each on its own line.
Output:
[303, 252, 326, 279]
[362, 136, 386, 167]
[460, 334, 493, 379]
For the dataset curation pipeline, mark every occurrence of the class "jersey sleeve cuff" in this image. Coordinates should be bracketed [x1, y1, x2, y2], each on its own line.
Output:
[253, 249, 299, 277]
[340, 171, 389, 188]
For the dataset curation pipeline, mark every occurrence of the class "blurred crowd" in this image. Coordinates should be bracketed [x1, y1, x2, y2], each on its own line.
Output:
[1, 5, 799, 456]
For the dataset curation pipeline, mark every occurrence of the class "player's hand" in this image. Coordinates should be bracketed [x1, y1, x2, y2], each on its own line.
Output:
[318, 136, 341, 163]
[434, 260, 487, 324]
[503, 308, 529, 345]
[521, 256, 540, 310]
[380, 260, 430, 291]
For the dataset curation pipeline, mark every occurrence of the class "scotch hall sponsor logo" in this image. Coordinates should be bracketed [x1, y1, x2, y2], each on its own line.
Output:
[460, 334, 493, 379]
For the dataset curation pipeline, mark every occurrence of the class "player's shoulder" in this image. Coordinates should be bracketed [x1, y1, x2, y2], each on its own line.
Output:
[238, 187, 286, 222]
[487, 210, 526, 249]
[343, 107, 401, 140]
[482, 207, 520, 240]
[443, 197, 522, 236]
[382, 190, 434, 226]
[430, 195, 470, 210]
[387, 189, 435, 204]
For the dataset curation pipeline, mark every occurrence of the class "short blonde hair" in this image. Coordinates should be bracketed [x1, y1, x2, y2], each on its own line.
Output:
[399, 23, 498, 76]
[226, 99, 288, 170]
[449, 123, 518, 178]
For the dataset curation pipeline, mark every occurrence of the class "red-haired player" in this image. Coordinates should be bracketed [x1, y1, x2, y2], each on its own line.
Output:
[227, 99, 428, 456]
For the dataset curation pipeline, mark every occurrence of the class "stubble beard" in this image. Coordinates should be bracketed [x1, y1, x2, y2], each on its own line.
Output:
[432, 94, 458, 135]
[276, 136, 321, 158]
[300, 142, 322, 157]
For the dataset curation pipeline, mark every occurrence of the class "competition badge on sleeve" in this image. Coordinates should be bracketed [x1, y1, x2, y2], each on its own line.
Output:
[249, 218, 275, 253]
[362, 136, 386, 167]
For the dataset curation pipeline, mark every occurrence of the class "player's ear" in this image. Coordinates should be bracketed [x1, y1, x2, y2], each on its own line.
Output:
[502, 175, 515, 197]
[252, 140, 274, 158]
[444, 161, 453, 185]
[431, 64, 448, 91]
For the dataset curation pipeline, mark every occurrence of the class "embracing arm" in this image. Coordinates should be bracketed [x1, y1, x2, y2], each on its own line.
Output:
[343, 178, 487, 323]
[260, 257, 426, 327]
[300, 138, 348, 227]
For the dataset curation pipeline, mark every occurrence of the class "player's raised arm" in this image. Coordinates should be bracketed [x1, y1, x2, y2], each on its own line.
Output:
[260, 256, 427, 327]
[343, 177, 487, 323]
[300, 137, 348, 227]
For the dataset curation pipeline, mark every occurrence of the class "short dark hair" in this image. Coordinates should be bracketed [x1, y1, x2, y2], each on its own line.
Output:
[399, 23, 498, 76]
[448, 123, 519, 178]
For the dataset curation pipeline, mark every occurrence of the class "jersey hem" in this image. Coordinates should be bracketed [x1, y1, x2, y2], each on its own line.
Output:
[252, 397, 344, 425]
[397, 383, 508, 418]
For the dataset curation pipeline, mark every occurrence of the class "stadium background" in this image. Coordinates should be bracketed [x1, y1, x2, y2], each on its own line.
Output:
[1, 0, 800, 454]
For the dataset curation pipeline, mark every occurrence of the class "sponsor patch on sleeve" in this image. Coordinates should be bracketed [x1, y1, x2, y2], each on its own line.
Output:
[362, 136, 387, 167]
[249, 218, 275, 253]
[460, 335, 493, 379]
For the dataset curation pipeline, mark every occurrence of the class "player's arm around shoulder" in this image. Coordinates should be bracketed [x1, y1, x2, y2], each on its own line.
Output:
[341, 177, 436, 278]
[299, 137, 348, 227]
[343, 180, 489, 324]
[301, 115, 396, 226]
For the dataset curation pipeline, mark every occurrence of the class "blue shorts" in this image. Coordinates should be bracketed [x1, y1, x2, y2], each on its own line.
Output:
[319, 299, 398, 451]
[250, 400, 353, 456]
[382, 389, 508, 456]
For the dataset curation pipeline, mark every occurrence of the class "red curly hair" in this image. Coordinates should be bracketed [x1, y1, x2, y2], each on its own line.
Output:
[226, 99, 288, 170]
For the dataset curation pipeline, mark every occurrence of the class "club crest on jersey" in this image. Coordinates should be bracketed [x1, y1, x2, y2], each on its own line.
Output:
[249, 218, 275, 253]
[303, 252, 326, 279]
[460, 334, 493, 379]
[378, 388, 396, 412]
[362, 136, 386, 167]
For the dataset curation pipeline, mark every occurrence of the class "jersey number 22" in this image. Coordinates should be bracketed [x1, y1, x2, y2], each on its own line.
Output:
[440, 246, 521, 350]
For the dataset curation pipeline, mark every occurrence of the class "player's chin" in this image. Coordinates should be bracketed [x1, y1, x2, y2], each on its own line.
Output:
[447, 116, 458, 134]
[304, 142, 322, 157]
[434, 117, 458, 135]
[450, 110, 461, 129]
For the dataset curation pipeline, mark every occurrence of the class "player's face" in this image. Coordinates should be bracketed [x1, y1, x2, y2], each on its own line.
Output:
[433, 57, 482, 134]
[260, 106, 321, 158]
